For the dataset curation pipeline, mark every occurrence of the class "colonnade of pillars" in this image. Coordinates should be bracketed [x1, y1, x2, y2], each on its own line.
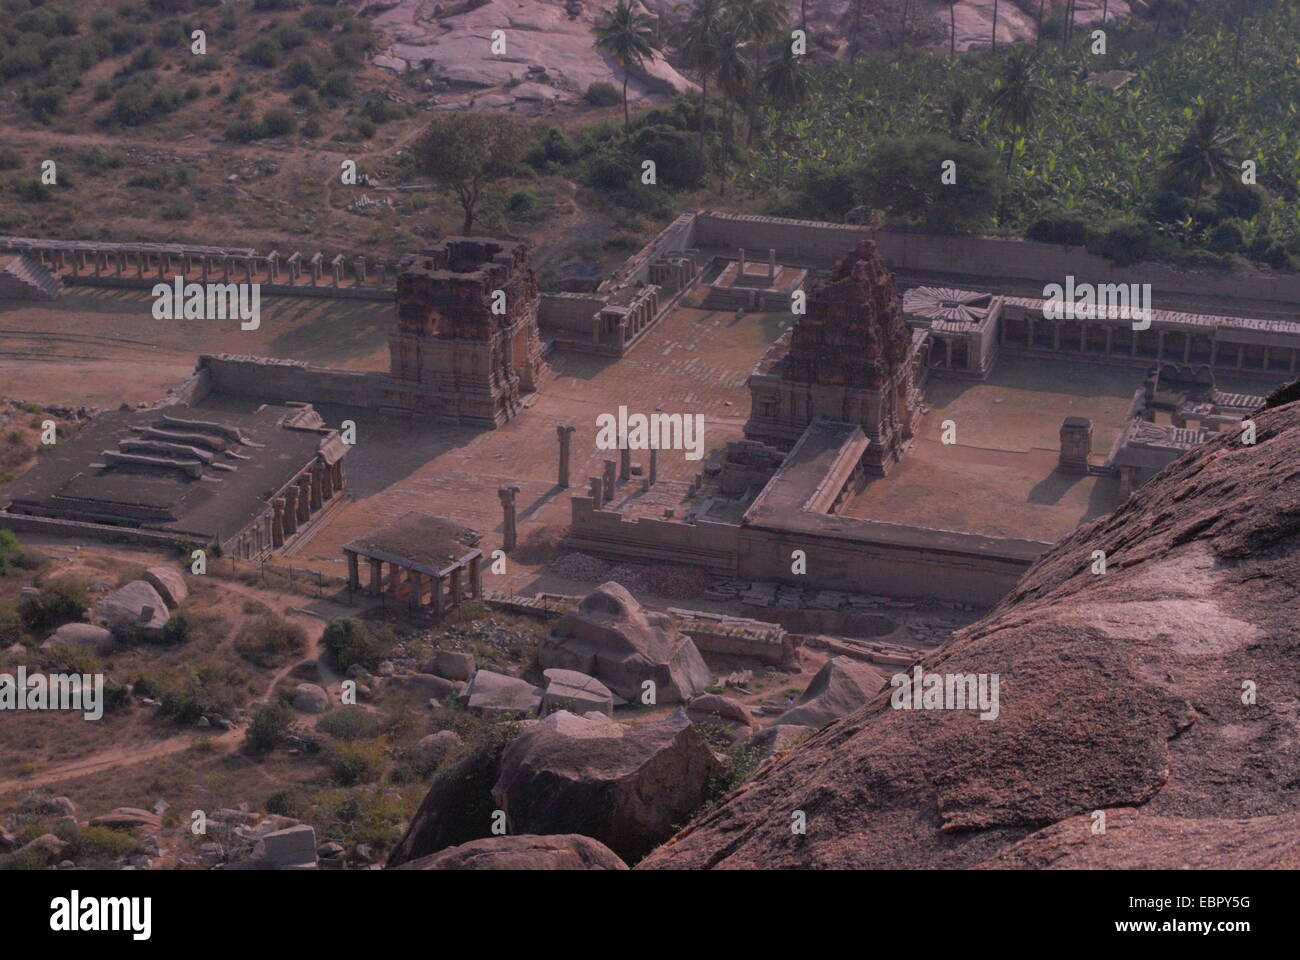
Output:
[1003, 314, 1300, 375]
[16, 244, 395, 289]
[248, 459, 344, 558]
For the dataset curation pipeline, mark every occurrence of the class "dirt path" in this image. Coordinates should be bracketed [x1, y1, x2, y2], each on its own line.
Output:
[0, 582, 349, 797]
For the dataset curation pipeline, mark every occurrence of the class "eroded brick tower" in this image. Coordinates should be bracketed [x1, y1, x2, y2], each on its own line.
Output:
[744, 239, 923, 473]
[386, 238, 545, 427]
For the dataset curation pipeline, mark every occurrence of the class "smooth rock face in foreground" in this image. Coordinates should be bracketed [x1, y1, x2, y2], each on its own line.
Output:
[639, 384, 1300, 869]
[540, 582, 712, 704]
[492, 710, 719, 863]
[392, 834, 629, 871]
[542, 668, 615, 716]
[41, 623, 120, 653]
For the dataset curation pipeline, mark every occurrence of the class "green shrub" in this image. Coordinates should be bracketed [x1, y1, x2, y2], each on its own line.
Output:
[233, 614, 307, 667]
[262, 108, 297, 137]
[585, 81, 621, 107]
[244, 37, 282, 69]
[18, 576, 90, 631]
[1087, 219, 1153, 267]
[246, 699, 295, 752]
[317, 706, 383, 742]
[161, 609, 197, 644]
[324, 738, 385, 785]
[224, 118, 267, 143]
[1026, 210, 1095, 247]
[321, 617, 374, 672]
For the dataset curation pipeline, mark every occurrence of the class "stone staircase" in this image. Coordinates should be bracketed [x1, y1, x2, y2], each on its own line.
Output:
[0, 252, 61, 300]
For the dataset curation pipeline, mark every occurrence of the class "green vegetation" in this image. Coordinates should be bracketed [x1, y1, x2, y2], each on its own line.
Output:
[246, 699, 295, 752]
[17, 575, 89, 631]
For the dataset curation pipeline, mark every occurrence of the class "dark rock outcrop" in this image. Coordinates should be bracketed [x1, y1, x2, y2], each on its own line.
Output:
[639, 383, 1300, 869]
[392, 834, 629, 871]
[491, 710, 719, 863]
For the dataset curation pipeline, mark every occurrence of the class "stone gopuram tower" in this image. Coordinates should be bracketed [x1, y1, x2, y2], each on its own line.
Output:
[744, 239, 923, 474]
[386, 238, 545, 427]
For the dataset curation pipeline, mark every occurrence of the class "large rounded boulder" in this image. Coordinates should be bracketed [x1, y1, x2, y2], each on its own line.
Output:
[539, 582, 711, 704]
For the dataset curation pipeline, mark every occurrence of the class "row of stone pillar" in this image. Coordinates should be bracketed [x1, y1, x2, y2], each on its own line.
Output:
[23, 246, 392, 288]
[268, 459, 344, 551]
[1011, 315, 1299, 374]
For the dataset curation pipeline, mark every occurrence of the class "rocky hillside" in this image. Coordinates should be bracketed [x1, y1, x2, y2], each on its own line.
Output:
[639, 379, 1300, 869]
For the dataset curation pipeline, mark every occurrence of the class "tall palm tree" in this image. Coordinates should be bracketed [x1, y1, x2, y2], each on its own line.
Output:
[761, 40, 810, 186]
[1160, 102, 1241, 237]
[991, 0, 999, 52]
[672, 0, 727, 157]
[989, 48, 1045, 173]
[592, 0, 661, 131]
[713, 15, 752, 147]
[949, 0, 959, 56]
[729, 0, 786, 146]
[1036, 0, 1046, 50]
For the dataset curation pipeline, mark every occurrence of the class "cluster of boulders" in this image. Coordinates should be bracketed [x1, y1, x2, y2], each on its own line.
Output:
[0, 796, 165, 870]
[92, 566, 188, 642]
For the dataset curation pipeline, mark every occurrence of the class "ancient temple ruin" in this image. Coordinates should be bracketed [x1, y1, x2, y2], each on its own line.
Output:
[744, 239, 926, 474]
[384, 238, 545, 426]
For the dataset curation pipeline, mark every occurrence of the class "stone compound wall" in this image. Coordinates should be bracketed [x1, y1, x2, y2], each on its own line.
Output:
[690, 211, 1300, 314]
[200, 355, 386, 408]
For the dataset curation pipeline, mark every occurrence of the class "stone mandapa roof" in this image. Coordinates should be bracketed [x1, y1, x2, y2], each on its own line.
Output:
[3, 403, 341, 543]
[343, 512, 483, 577]
[640, 380, 1300, 869]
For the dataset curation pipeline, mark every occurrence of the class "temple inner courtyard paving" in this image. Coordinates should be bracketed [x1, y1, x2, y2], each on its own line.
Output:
[0, 268, 1281, 600]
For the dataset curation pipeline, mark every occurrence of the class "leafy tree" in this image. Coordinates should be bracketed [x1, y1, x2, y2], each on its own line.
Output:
[1159, 102, 1240, 238]
[671, 0, 727, 157]
[728, 0, 786, 145]
[988, 49, 1046, 173]
[856, 134, 1001, 233]
[412, 113, 523, 235]
[761, 38, 810, 186]
[591, 0, 661, 131]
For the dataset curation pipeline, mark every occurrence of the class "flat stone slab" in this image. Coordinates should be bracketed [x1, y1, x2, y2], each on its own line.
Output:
[543, 668, 614, 716]
[464, 669, 544, 719]
[258, 824, 318, 869]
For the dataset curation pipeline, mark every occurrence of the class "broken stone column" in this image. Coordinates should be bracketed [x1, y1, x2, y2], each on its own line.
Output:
[556, 423, 575, 487]
[1058, 417, 1093, 474]
[649, 447, 658, 484]
[588, 475, 603, 504]
[619, 436, 631, 482]
[498, 485, 520, 552]
[602, 459, 616, 502]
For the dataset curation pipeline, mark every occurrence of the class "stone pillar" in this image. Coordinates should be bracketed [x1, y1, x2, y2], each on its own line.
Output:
[498, 485, 519, 552]
[556, 423, 575, 487]
[368, 557, 383, 595]
[200, 255, 210, 280]
[346, 550, 360, 591]
[738, 248, 746, 272]
[136, 254, 145, 279]
[649, 447, 658, 484]
[321, 460, 334, 499]
[469, 555, 482, 599]
[619, 437, 631, 482]
[310, 463, 323, 510]
[409, 571, 424, 611]
[116, 252, 125, 277]
[282, 486, 299, 535]
[602, 459, 616, 502]
[431, 575, 444, 618]
[767, 248, 776, 282]
[1058, 417, 1093, 474]
[272, 499, 286, 548]
[296, 476, 312, 522]
[588, 475, 603, 504]
[944, 339, 953, 369]
[450, 567, 462, 605]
